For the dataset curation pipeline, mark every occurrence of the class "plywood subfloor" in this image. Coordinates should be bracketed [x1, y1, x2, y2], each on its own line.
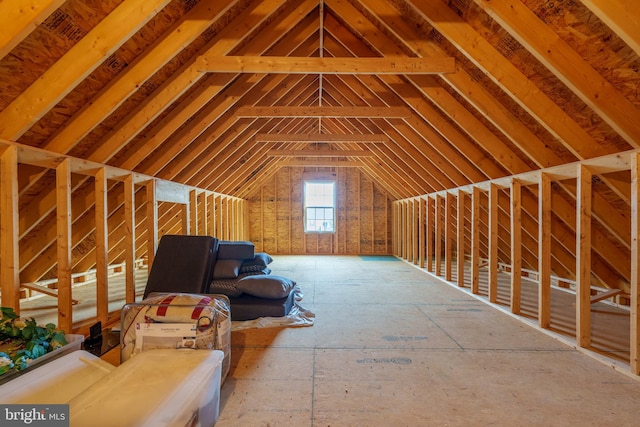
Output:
[217, 255, 640, 426]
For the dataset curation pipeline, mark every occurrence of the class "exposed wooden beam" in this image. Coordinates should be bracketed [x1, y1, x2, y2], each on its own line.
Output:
[590, 288, 623, 304]
[266, 149, 374, 157]
[56, 159, 73, 334]
[580, 0, 640, 57]
[237, 106, 410, 118]
[0, 0, 65, 60]
[0, 0, 172, 140]
[576, 165, 593, 347]
[473, 0, 640, 147]
[631, 152, 640, 375]
[276, 159, 364, 167]
[0, 146, 20, 311]
[255, 133, 389, 143]
[197, 55, 455, 74]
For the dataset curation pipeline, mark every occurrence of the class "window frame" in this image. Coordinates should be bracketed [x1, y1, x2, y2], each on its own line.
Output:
[303, 180, 336, 234]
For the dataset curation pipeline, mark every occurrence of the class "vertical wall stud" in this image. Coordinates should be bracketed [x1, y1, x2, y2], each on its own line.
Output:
[124, 175, 136, 304]
[146, 179, 158, 269]
[471, 187, 480, 294]
[435, 194, 443, 277]
[189, 189, 198, 235]
[539, 173, 552, 328]
[576, 165, 593, 347]
[413, 198, 419, 265]
[56, 159, 73, 334]
[426, 196, 434, 272]
[457, 191, 466, 287]
[510, 178, 522, 314]
[0, 145, 20, 311]
[94, 168, 108, 325]
[488, 183, 498, 302]
[419, 196, 426, 268]
[445, 192, 454, 281]
[631, 153, 640, 375]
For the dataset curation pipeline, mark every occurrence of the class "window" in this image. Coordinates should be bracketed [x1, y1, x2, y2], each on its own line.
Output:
[304, 181, 335, 233]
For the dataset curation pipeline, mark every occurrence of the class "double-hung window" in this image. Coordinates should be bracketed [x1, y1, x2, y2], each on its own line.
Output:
[304, 181, 335, 233]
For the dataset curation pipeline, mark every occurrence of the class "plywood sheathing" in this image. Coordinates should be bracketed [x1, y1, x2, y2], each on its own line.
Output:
[219, 255, 640, 426]
[248, 166, 392, 255]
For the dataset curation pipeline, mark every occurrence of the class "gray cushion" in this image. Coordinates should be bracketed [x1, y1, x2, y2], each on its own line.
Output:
[218, 240, 255, 260]
[240, 252, 273, 270]
[236, 275, 296, 299]
[213, 259, 243, 279]
[208, 279, 243, 298]
[239, 266, 271, 276]
[229, 291, 296, 321]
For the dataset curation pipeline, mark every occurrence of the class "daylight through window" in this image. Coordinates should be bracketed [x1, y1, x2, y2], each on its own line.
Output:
[304, 181, 335, 233]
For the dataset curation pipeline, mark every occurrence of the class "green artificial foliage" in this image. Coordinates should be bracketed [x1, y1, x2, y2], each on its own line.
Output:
[0, 307, 67, 375]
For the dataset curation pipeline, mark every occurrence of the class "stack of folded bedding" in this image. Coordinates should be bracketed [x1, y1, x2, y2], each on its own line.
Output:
[209, 241, 271, 297]
[208, 241, 297, 320]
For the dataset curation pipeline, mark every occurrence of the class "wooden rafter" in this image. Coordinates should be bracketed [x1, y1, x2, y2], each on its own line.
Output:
[473, 0, 640, 147]
[580, 0, 640, 57]
[0, 0, 65, 60]
[0, 0, 172, 141]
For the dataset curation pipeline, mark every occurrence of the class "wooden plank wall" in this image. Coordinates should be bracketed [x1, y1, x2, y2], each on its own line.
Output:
[393, 148, 640, 376]
[248, 167, 392, 255]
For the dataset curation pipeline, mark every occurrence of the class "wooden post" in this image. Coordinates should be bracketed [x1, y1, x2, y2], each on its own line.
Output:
[457, 191, 466, 288]
[207, 193, 215, 237]
[189, 189, 198, 235]
[198, 191, 207, 236]
[471, 187, 480, 294]
[510, 179, 522, 314]
[404, 200, 410, 261]
[426, 196, 434, 272]
[435, 194, 443, 277]
[488, 183, 498, 303]
[539, 173, 552, 328]
[94, 168, 108, 325]
[56, 159, 73, 334]
[123, 175, 136, 304]
[0, 145, 20, 311]
[419, 197, 426, 268]
[216, 195, 223, 240]
[445, 192, 453, 281]
[413, 198, 419, 265]
[631, 153, 640, 375]
[576, 165, 592, 347]
[146, 180, 158, 269]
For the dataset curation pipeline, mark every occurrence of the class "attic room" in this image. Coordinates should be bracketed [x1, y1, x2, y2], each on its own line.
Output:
[1, 0, 640, 425]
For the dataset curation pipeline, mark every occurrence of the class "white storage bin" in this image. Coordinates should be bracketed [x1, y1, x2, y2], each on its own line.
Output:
[0, 349, 114, 404]
[69, 349, 224, 427]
